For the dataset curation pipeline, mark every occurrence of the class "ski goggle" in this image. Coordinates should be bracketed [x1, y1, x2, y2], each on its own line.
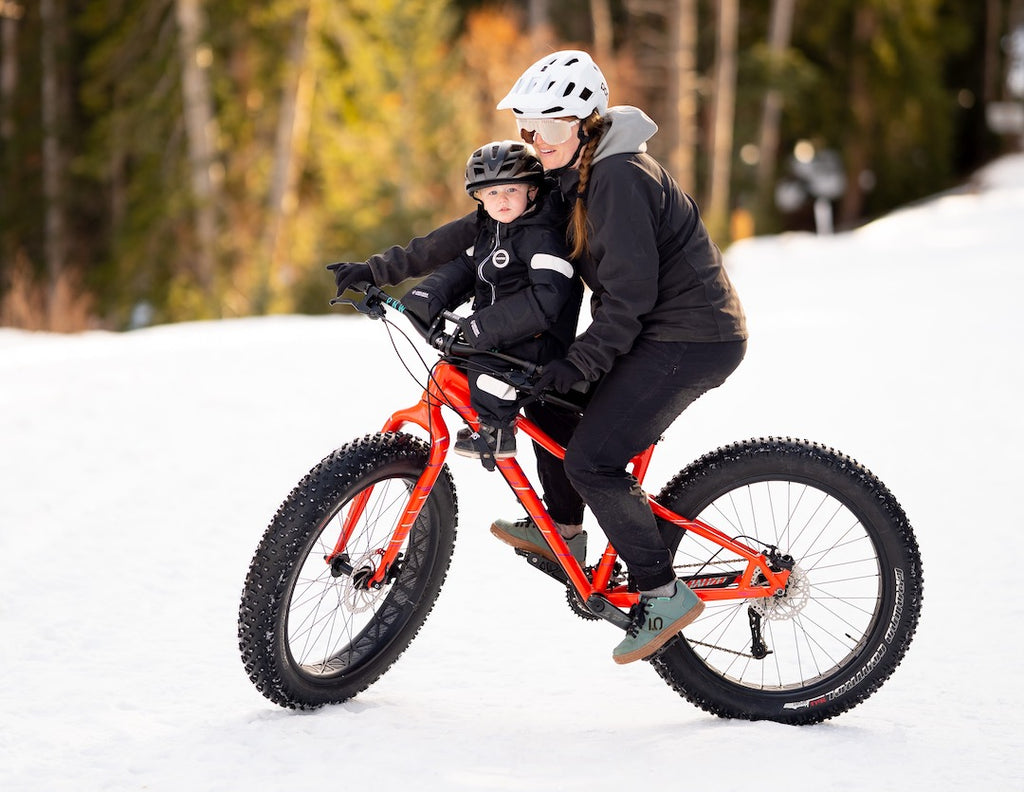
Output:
[516, 118, 580, 145]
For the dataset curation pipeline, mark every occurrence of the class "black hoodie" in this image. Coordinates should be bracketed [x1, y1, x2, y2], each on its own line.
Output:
[557, 106, 747, 381]
[368, 190, 581, 352]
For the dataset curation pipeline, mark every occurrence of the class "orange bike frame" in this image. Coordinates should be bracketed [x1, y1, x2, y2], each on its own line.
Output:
[329, 360, 789, 607]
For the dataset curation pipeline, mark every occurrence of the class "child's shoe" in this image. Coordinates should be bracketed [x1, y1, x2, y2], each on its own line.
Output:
[453, 424, 516, 459]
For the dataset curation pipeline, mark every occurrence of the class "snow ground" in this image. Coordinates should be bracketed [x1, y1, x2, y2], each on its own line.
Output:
[2, 154, 1023, 790]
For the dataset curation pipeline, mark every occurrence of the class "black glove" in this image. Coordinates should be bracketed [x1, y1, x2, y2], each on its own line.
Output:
[326, 262, 374, 297]
[455, 314, 493, 351]
[402, 286, 446, 328]
[535, 359, 584, 394]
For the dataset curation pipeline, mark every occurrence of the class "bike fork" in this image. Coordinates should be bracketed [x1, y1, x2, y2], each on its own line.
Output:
[324, 395, 454, 587]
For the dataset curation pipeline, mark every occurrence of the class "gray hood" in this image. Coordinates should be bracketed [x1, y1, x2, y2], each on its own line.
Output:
[593, 106, 658, 164]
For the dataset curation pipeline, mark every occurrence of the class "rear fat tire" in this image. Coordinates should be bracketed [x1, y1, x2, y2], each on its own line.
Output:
[652, 437, 922, 724]
[238, 432, 457, 709]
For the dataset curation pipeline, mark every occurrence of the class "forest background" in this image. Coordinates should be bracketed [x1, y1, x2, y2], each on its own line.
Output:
[2, 0, 1022, 331]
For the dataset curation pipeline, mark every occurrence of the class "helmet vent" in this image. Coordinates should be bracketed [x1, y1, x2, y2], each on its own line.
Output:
[464, 139, 545, 195]
[563, 81, 576, 98]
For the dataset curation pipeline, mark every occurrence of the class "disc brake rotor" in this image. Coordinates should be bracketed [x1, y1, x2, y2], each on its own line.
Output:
[339, 550, 388, 613]
[750, 564, 809, 621]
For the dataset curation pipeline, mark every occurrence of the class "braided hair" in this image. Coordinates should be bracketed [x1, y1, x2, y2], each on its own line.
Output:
[568, 112, 611, 261]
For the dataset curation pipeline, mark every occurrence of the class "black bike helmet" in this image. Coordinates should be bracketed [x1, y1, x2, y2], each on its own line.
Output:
[464, 140, 545, 196]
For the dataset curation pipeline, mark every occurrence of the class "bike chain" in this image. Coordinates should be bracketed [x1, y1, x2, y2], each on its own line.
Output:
[684, 638, 764, 659]
[673, 559, 745, 570]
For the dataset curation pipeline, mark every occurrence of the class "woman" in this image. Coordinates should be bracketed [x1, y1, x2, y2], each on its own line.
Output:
[492, 50, 748, 664]
[330, 50, 747, 665]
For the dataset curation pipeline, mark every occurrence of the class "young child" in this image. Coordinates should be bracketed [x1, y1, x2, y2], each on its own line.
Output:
[401, 140, 576, 462]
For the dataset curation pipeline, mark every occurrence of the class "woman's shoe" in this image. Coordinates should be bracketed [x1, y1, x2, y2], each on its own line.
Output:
[490, 518, 587, 566]
[612, 580, 704, 665]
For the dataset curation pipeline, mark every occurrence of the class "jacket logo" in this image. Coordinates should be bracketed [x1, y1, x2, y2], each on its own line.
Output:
[492, 249, 510, 268]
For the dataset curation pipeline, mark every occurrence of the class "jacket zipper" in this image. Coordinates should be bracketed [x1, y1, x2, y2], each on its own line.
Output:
[478, 221, 502, 307]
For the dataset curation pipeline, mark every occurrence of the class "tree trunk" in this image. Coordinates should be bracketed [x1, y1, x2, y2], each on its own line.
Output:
[706, 0, 739, 241]
[1, 1, 23, 271]
[528, 0, 553, 55]
[755, 0, 796, 221]
[174, 0, 220, 309]
[667, 0, 698, 195]
[39, 0, 67, 320]
[590, 0, 614, 66]
[839, 4, 877, 227]
[983, 0, 1002, 105]
[1, 1, 21, 142]
[255, 5, 316, 314]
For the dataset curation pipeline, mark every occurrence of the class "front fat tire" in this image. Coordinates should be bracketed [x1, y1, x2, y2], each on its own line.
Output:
[652, 438, 923, 724]
[238, 432, 457, 709]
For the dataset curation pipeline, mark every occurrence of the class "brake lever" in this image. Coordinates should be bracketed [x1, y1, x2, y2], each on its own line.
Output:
[328, 282, 384, 318]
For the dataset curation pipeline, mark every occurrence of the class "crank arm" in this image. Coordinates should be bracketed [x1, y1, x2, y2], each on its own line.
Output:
[516, 549, 569, 585]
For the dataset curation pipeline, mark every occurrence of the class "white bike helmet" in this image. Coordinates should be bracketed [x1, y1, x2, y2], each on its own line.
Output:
[497, 50, 609, 119]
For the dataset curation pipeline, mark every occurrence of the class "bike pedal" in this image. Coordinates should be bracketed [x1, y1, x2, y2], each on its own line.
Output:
[516, 549, 569, 585]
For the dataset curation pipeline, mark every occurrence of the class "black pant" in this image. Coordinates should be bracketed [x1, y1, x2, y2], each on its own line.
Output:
[468, 363, 524, 428]
[525, 337, 746, 591]
[467, 334, 563, 429]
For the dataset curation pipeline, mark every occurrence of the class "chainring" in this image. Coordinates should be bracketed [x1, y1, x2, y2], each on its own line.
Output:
[565, 586, 601, 621]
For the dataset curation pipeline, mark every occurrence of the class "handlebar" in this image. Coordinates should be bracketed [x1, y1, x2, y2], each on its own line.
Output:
[330, 282, 544, 376]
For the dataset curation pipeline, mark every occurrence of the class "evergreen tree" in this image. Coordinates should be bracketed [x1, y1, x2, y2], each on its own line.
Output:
[79, 0, 214, 324]
[303, 0, 485, 310]
[0, 0, 1010, 328]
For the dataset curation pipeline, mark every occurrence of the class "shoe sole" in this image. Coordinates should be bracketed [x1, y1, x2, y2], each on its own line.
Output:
[489, 522, 557, 564]
[453, 447, 516, 460]
[612, 598, 706, 665]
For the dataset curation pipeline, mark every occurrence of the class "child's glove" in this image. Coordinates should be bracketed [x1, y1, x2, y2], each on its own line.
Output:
[327, 262, 373, 297]
[455, 314, 493, 351]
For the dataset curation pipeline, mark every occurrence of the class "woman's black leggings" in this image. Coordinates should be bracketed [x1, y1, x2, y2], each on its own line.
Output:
[524, 337, 746, 591]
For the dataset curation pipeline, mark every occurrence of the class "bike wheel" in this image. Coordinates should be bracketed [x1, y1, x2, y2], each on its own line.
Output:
[652, 437, 922, 724]
[238, 431, 457, 709]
